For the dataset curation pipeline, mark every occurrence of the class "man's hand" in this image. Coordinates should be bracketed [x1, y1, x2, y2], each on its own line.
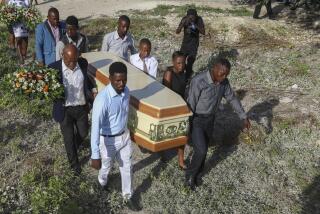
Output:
[91, 159, 101, 170]
[243, 118, 251, 131]
[92, 92, 98, 99]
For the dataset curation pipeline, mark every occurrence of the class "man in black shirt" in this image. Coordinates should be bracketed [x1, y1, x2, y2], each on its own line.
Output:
[176, 9, 205, 81]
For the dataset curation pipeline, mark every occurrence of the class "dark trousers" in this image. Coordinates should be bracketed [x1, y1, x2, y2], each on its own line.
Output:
[253, 0, 273, 18]
[59, 105, 88, 173]
[186, 115, 215, 180]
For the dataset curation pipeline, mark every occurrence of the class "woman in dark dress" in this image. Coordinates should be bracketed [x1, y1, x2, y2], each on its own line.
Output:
[162, 51, 187, 169]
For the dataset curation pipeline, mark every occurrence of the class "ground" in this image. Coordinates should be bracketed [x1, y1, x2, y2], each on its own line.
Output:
[0, 0, 320, 214]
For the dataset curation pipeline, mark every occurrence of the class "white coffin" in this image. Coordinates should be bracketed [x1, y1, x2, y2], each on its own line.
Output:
[83, 52, 192, 152]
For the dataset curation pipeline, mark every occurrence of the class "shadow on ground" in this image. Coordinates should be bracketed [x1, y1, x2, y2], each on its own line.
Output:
[301, 174, 320, 213]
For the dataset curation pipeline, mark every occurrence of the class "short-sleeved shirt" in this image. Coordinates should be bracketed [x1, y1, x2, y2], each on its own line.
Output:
[179, 16, 204, 57]
[101, 31, 136, 61]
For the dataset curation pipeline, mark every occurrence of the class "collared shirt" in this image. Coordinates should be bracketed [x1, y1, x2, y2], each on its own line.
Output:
[101, 31, 136, 61]
[129, 53, 158, 78]
[56, 33, 88, 61]
[187, 71, 247, 119]
[48, 20, 60, 43]
[91, 84, 130, 159]
[62, 61, 86, 107]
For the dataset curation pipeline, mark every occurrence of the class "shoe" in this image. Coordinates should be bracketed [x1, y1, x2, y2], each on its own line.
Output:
[124, 198, 140, 211]
[184, 177, 196, 191]
[195, 174, 203, 186]
[268, 15, 276, 20]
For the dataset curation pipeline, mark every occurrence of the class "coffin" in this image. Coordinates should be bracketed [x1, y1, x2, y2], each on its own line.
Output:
[82, 52, 192, 152]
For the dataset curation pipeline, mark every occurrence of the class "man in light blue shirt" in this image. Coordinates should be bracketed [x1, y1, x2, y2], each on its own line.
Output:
[90, 62, 138, 210]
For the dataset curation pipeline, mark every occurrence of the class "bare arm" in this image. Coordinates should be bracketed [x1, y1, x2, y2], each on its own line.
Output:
[176, 17, 186, 34]
[162, 70, 173, 88]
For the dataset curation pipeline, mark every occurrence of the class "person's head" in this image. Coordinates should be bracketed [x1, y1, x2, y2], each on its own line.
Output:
[172, 51, 186, 73]
[47, 7, 59, 28]
[109, 62, 127, 94]
[62, 44, 79, 71]
[139, 38, 151, 59]
[117, 15, 130, 37]
[187, 8, 197, 23]
[66, 15, 79, 39]
[210, 58, 231, 84]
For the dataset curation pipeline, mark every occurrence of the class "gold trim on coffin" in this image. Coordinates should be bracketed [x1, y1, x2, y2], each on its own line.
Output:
[88, 60, 191, 152]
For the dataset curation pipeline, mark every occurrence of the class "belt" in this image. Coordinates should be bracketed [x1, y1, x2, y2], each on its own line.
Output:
[101, 130, 125, 138]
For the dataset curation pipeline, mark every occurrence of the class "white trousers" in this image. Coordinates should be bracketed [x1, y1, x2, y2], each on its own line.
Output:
[98, 129, 133, 198]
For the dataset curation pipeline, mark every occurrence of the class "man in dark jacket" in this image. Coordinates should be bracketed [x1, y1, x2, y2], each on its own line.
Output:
[35, 7, 66, 66]
[49, 44, 97, 174]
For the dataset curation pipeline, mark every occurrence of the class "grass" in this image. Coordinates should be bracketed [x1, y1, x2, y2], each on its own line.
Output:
[237, 25, 286, 49]
[128, 4, 252, 17]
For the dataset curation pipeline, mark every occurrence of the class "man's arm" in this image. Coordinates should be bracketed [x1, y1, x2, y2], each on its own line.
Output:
[149, 58, 158, 78]
[101, 34, 110, 52]
[176, 17, 187, 34]
[35, 24, 45, 65]
[129, 36, 137, 55]
[55, 41, 64, 61]
[186, 78, 201, 113]
[224, 80, 250, 129]
[90, 95, 106, 169]
[196, 16, 205, 35]
[84, 36, 89, 53]
[162, 69, 173, 88]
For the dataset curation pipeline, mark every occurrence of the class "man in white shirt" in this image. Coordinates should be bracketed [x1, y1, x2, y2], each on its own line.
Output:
[49, 44, 97, 175]
[101, 15, 136, 61]
[129, 38, 158, 78]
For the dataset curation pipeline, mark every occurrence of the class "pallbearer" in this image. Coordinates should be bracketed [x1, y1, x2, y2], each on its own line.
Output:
[185, 58, 251, 190]
[90, 62, 139, 211]
[49, 44, 97, 175]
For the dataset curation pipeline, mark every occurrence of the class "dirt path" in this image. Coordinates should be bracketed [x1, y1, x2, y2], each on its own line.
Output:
[35, 0, 233, 19]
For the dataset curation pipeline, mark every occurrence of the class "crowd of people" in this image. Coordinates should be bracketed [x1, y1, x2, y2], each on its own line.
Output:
[2, 2, 255, 210]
